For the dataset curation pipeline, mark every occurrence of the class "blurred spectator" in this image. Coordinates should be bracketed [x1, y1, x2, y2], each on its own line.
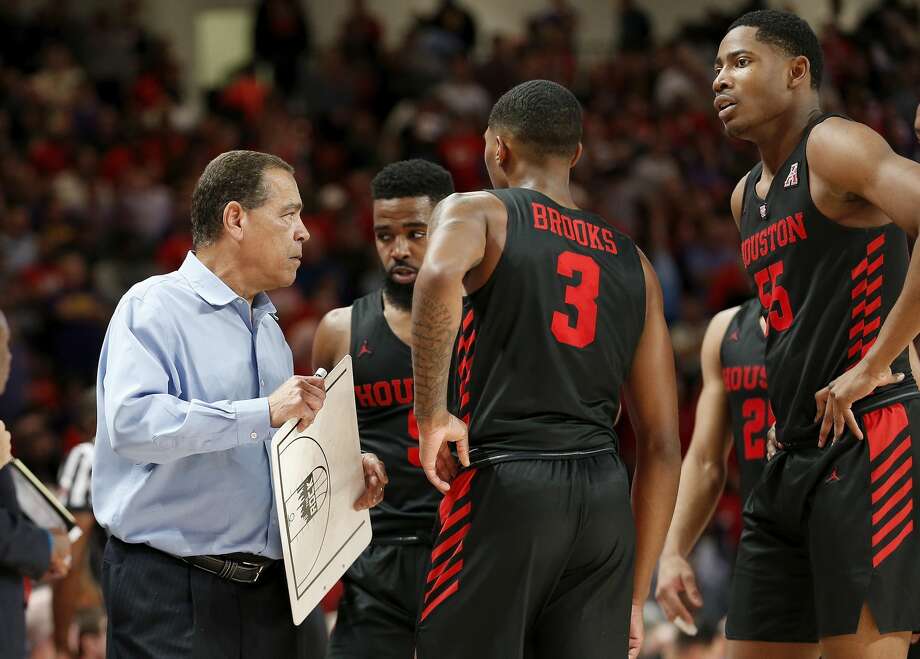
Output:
[254, 0, 311, 94]
[618, 0, 653, 53]
[339, 0, 383, 63]
[424, 0, 478, 54]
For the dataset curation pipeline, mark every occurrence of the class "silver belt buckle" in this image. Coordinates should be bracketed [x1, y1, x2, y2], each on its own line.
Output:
[239, 560, 266, 583]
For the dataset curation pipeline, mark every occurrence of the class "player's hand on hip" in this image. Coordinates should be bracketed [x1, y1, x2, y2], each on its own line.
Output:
[655, 553, 702, 635]
[417, 410, 469, 494]
[628, 601, 644, 659]
[354, 452, 388, 510]
[268, 375, 326, 431]
[815, 361, 903, 447]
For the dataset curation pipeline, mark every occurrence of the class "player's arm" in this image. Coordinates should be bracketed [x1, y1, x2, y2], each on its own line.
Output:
[655, 307, 737, 631]
[730, 173, 748, 230]
[52, 511, 95, 654]
[808, 119, 920, 443]
[622, 250, 683, 616]
[411, 192, 493, 492]
[311, 306, 351, 372]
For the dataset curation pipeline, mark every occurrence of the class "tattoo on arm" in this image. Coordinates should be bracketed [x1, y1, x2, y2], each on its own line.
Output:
[412, 290, 456, 419]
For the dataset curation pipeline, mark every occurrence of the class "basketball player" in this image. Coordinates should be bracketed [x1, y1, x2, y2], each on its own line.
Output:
[312, 159, 455, 658]
[656, 298, 769, 633]
[714, 10, 920, 659]
[410, 79, 682, 659]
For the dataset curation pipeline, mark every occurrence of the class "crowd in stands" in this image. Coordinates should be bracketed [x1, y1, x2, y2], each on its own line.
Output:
[1, 0, 918, 655]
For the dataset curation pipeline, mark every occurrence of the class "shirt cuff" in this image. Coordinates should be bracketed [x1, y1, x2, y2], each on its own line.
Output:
[234, 397, 272, 444]
[45, 529, 53, 556]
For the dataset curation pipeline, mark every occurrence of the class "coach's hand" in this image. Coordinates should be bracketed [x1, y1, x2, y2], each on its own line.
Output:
[815, 361, 903, 447]
[268, 376, 326, 432]
[417, 410, 468, 494]
[655, 553, 701, 636]
[628, 601, 644, 659]
[353, 453, 388, 510]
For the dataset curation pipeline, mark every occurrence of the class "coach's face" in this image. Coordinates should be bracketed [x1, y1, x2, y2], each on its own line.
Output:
[713, 26, 797, 139]
[238, 168, 308, 291]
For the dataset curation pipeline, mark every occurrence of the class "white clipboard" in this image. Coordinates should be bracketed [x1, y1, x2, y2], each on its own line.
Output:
[8, 459, 83, 543]
[270, 355, 372, 625]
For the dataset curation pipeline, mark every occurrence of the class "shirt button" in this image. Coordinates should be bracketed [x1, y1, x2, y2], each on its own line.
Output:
[260, 379, 265, 387]
[250, 432, 258, 440]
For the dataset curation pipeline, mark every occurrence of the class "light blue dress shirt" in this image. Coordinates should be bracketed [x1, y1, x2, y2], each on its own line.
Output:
[92, 252, 292, 559]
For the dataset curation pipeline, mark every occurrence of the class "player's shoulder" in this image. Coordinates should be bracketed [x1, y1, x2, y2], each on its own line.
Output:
[436, 190, 506, 218]
[807, 115, 891, 172]
[317, 305, 353, 338]
[706, 305, 743, 344]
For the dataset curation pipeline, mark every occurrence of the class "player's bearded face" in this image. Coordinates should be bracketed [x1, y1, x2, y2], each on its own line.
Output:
[373, 197, 432, 311]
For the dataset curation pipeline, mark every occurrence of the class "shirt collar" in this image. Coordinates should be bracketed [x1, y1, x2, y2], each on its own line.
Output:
[179, 252, 276, 316]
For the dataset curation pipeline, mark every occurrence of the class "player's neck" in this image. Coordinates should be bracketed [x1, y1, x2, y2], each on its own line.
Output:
[754, 103, 823, 177]
[506, 167, 577, 209]
[382, 291, 413, 347]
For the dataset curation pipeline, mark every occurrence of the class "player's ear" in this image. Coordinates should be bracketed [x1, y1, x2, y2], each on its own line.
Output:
[570, 143, 583, 169]
[788, 55, 810, 90]
[494, 135, 508, 167]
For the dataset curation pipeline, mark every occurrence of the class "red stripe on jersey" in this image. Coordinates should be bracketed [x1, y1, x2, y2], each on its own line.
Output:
[873, 520, 913, 568]
[872, 458, 913, 505]
[867, 233, 886, 254]
[871, 438, 911, 483]
[851, 280, 867, 299]
[440, 502, 471, 536]
[851, 258, 868, 279]
[425, 559, 464, 601]
[865, 404, 910, 461]
[430, 523, 471, 562]
[420, 580, 460, 621]
[867, 254, 885, 275]
[872, 499, 913, 547]
[866, 275, 883, 296]
[872, 478, 912, 525]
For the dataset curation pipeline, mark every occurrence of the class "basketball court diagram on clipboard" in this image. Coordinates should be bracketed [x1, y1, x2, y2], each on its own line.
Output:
[271, 355, 372, 624]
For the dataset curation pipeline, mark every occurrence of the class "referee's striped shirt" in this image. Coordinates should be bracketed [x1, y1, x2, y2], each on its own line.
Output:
[58, 442, 94, 512]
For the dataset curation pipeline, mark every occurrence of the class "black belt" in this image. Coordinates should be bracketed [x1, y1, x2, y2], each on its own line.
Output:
[180, 553, 277, 585]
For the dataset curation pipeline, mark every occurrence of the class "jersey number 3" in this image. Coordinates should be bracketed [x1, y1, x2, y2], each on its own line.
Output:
[551, 251, 600, 348]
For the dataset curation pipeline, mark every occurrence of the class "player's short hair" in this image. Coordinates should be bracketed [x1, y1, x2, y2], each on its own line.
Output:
[728, 10, 824, 89]
[190, 150, 294, 248]
[371, 159, 455, 204]
[488, 79, 582, 158]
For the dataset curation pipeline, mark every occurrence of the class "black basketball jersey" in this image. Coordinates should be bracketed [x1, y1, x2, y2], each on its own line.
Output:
[453, 187, 646, 454]
[720, 298, 770, 500]
[350, 291, 439, 540]
[739, 113, 915, 448]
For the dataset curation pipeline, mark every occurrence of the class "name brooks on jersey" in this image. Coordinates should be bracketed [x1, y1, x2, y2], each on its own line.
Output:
[531, 201, 619, 255]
